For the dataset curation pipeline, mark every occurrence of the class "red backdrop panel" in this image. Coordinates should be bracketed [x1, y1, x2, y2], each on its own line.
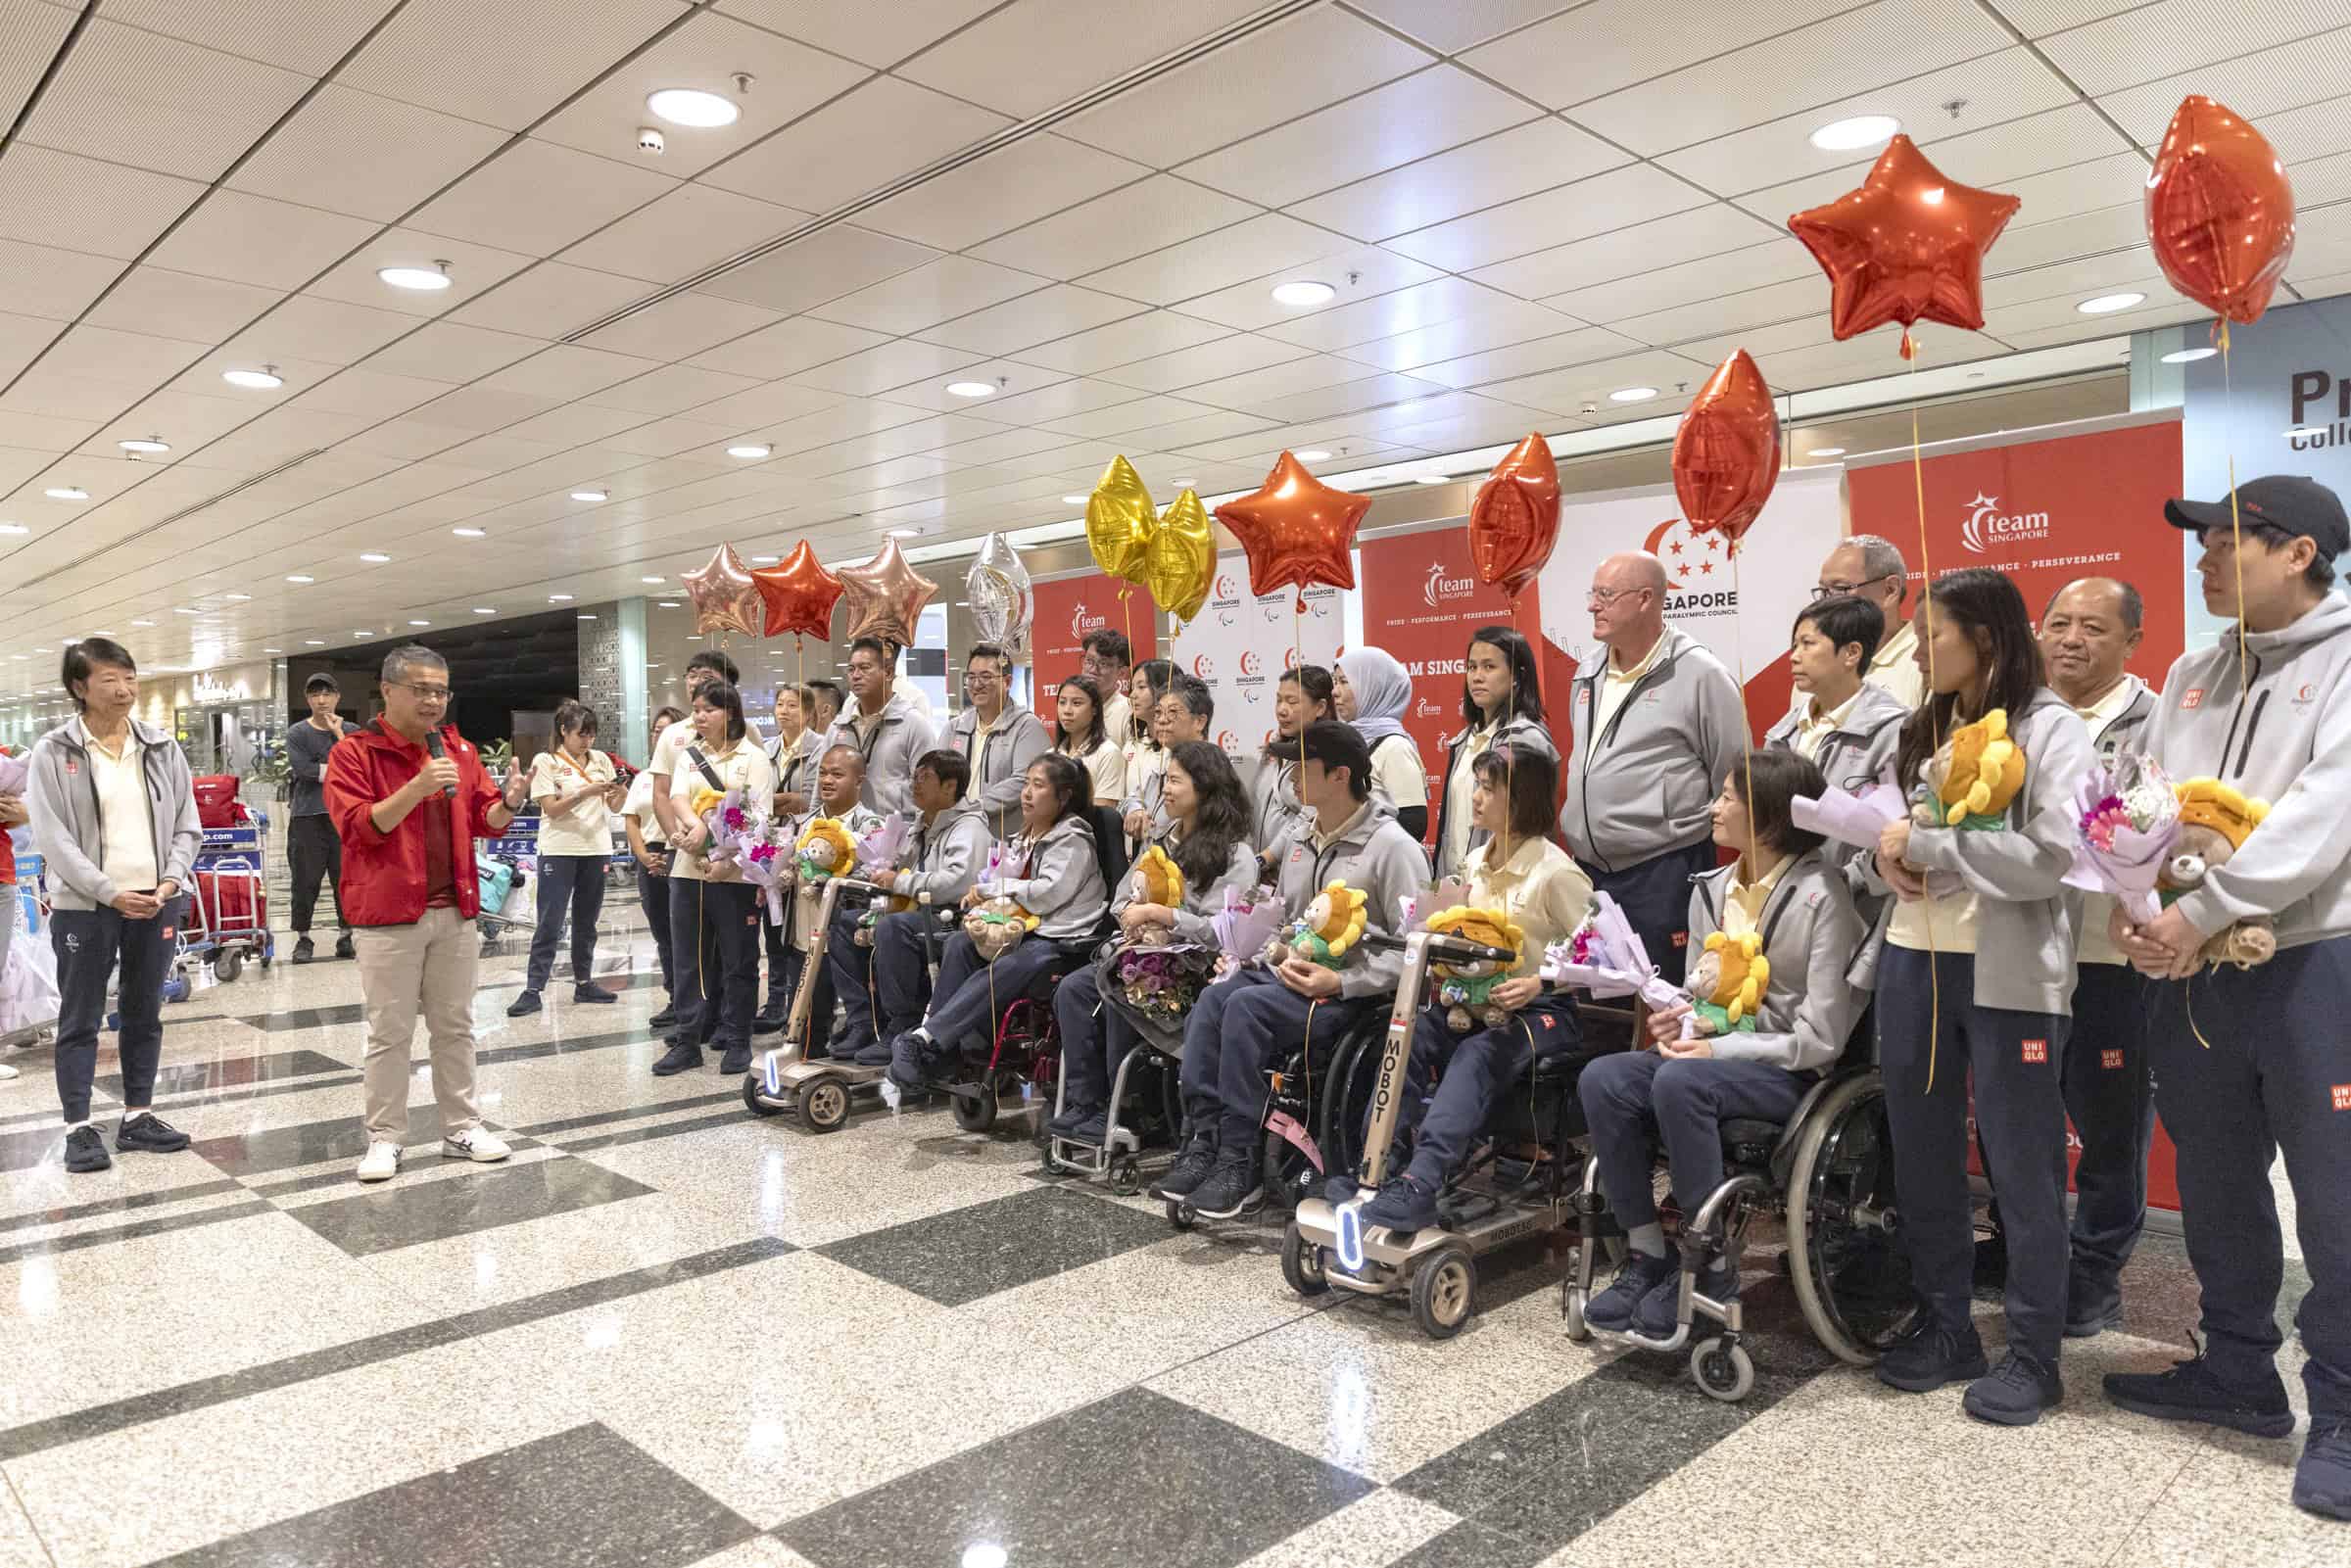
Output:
[1358, 530, 1544, 769]
[1030, 574, 1158, 721]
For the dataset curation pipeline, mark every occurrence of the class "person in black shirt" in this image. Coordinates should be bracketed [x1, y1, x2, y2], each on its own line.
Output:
[284, 673, 360, 962]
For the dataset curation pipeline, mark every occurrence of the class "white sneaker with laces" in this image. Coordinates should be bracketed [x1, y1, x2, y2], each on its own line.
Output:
[442, 1127, 511, 1164]
[0, 1061, 19, 1080]
[356, 1140, 402, 1182]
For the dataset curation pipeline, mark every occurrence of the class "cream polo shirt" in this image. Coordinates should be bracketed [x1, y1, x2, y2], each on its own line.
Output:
[1073, 737, 1125, 803]
[1592, 634, 1666, 736]
[1722, 852, 1791, 938]
[529, 746, 616, 858]
[87, 729, 159, 891]
[1463, 834, 1594, 979]
[1369, 735, 1428, 811]
[1792, 688, 1866, 762]
[2071, 675, 2142, 967]
[1866, 620, 1925, 711]
[667, 737, 777, 883]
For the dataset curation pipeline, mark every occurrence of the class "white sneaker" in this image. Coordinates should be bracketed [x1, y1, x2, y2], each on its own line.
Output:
[441, 1127, 511, 1164]
[356, 1140, 403, 1182]
[0, 1062, 19, 1080]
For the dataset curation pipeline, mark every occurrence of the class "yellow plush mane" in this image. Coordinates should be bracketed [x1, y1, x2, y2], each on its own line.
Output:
[1937, 708, 2027, 825]
[1130, 843, 1184, 908]
[1308, 882, 1369, 956]
[2174, 778, 2270, 847]
[688, 785, 725, 818]
[794, 817, 857, 868]
[1702, 930, 1769, 1024]
[1425, 906, 1524, 961]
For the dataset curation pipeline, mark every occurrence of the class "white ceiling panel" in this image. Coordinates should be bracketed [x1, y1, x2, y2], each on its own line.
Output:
[362, 321, 546, 383]
[699, 74, 1009, 215]
[1094, 332, 1318, 394]
[1080, 213, 1338, 307]
[1385, 164, 1713, 274]
[444, 261, 650, 340]
[342, 0, 686, 131]
[1988, 202, 2145, 276]
[291, 368, 486, 422]
[914, 286, 1145, 357]
[1609, 275, 1831, 349]
[2095, 25, 2351, 145]
[1479, 348, 1725, 416]
[1341, 301, 1595, 374]
[146, 189, 377, 291]
[1536, 237, 1816, 325]
[1109, 407, 1276, 452]
[404, 386, 566, 434]
[593, 415, 744, 458]
[36, 323, 212, 390]
[1038, 396, 1222, 442]
[1058, 7, 1428, 166]
[686, 314, 890, 379]
[498, 404, 654, 447]
[555, 184, 806, 286]
[1252, 276, 1533, 353]
[690, 224, 940, 313]
[1178, 66, 1535, 209]
[854, 133, 1150, 253]
[226, 85, 511, 223]
[955, 376, 1144, 427]
[0, 313, 61, 389]
[0, 145, 207, 261]
[1013, 310, 1233, 375]
[2039, 0, 2345, 99]
[0, 1, 74, 120]
[408, 137, 677, 258]
[479, 344, 664, 399]
[1403, 325, 1652, 391]
[1241, 370, 1452, 426]
[713, 0, 1000, 67]
[582, 362, 763, 416]
[1472, 203, 1788, 304]
[2240, 91, 2351, 168]
[1182, 354, 1375, 409]
[970, 174, 1257, 281]
[807, 257, 1053, 335]
[225, 294, 418, 365]
[1286, 119, 1629, 243]
[685, 380, 845, 430]
[82, 267, 283, 344]
[22, 18, 312, 183]
[1463, 0, 1855, 110]
[871, 357, 1074, 414]
[1346, 0, 1580, 53]
[785, 338, 975, 399]
[1169, 245, 1445, 331]
[93, 0, 398, 75]
[0, 238, 120, 324]
[1736, 102, 2140, 223]
[895, 0, 1275, 119]
[577, 290, 783, 359]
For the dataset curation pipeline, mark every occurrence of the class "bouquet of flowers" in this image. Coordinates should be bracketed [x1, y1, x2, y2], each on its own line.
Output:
[1206, 887, 1284, 986]
[1791, 778, 1906, 851]
[1115, 942, 1211, 1024]
[1540, 891, 1690, 1014]
[2063, 753, 2181, 924]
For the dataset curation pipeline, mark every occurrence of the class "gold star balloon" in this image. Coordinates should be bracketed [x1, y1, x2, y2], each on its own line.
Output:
[839, 537, 937, 646]
[682, 543, 761, 638]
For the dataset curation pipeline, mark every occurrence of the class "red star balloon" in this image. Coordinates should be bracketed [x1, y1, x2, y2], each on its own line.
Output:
[1213, 451, 1369, 609]
[751, 541, 843, 641]
[682, 543, 761, 638]
[838, 537, 937, 647]
[1673, 350, 1780, 546]
[2146, 95, 2296, 326]
[1788, 135, 2021, 344]
[1466, 433, 1560, 598]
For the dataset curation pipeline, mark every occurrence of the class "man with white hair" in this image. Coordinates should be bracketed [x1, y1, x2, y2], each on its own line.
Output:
[1815, 533, 1923, 709]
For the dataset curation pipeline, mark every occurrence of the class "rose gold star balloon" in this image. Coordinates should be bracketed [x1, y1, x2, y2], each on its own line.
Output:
[1788, 135, 2021, 344]
[1673, 350, 1780, 546]
[838, 537, 937, 646]
[751, 541, 843, 641]
[1213, 451, 1369, 609]
[682, 543, 761, 638]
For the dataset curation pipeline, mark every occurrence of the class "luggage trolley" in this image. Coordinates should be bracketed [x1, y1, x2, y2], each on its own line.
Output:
[183, 819, 274, 983]
[477, 814, 537, 955]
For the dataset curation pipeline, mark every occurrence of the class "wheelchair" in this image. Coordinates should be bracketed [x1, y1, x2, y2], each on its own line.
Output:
[1562, 1027, 1910, 1402]
[927, 939, 1083, 1133]
[1040, 957, 1187, 1194]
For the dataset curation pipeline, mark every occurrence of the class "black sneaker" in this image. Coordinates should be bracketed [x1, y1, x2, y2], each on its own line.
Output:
[718, 1045, 751, 1075]
[115, 1113, 191, 1154]
[1963, 1350, 2064, 1426]
[1358, 1172, 1438, 1234]
[2064, 1274, 2125, 1339]
[573, 983, 616, 1005]
[649, 1004, 678, 1029]
[2103, 1351, 2294, 1438]
[334, 933, 356, 960]
[1062, 1109, 1108, 1146]
[1187, 1151, 1263, 1219]
[752, 1009, 787, 1036]
[63, 1126, 110, 1173]
[1876, 1315, 1990, 1393]
[2295, 1422, 2351, 1522]
[1153, 1133, 1220, 1201]
[852, 1036, 896, 1069]
[1046, 1101, 1101, 1137]
[1634, 1259, 1735, 1340]
[291, 936, 315, 965]
[650, 1042, 703, 1076]
[505, 990, 542, 1018]
[1585, 1251, 1677, 1334]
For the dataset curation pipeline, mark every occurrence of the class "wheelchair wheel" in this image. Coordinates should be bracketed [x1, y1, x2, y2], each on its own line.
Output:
[1319, 1026, 1385, 1184]
[1165, 1199, 1195, 1232]
[952, 1086, 997, 1133]
[1691, 1336, 1753, 1402]
[1107, 1155, 1142, 1197]
[742, 1074, 784, 1118]
[1784, 1071, 1913, 1366]
[797, 1077, 850, 1133]
[1280, 1220, 1329, 1298]
[1411, 1244, 1476, 1339]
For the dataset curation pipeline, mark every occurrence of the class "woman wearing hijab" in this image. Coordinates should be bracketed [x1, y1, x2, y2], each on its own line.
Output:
[1333, 647, 1429, 843]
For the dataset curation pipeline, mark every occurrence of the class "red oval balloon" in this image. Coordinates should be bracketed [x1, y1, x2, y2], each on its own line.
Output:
[1788, 135, 2021, 342]
[1467, 433, 1560, 599]
[2146, 95, 2296, 326]
[752, 541, 844, 640]
[1673, 350, 1780, 546]
[1212, 451, 1368, 607]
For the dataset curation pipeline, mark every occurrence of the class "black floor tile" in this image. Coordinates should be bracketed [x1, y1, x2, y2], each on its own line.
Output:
[97, 1047, 349, 1099]
[1389, 1519, 1552, 1568]
[190, 1105, 519, 1177]
[779, 1388, 1373, 1568]
[281, 1156, 654, 1257]
[815, 1184, 1171, 1307]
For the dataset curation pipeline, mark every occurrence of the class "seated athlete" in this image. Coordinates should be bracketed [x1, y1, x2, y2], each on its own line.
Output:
[835, 749, 989, 1065]
[1156, 721, 1430, 1220]
[1577, 747, 1867, 1338]
[888, 753, 1109, 1088]
[772, 743, 884, 1049]
[1337, 746, 1598, 1232]
[1048, 739, 1258, 1145]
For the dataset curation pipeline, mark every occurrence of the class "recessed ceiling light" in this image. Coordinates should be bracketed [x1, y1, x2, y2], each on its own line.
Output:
[1293, 450, 1332, 462]
[354, 630, 372, 638]
[1413, 472, 1453, 485]
[224, 593, 251, 600]
[285, 574, 314, 584]
[44, 487, 87, 500]
[647, 88, 739, 128]
[726, 443, 771, 458]
[578, 613, 598, 621]
[130, 619, 155, 627]
[1809, 114, 1900, 152]
[569, 489, 607, 501]
[888, 528, 921, 538]
[170, 607, 199, 616]
[408, 619, 431, 627]
[1271, 280, 1335, 308]
[359, 551, 391, 562]
[305, 639, 324, 645]
[377, 261, 451, 292]
[641, 575, 666, 584]
[549, 594, 573, 602]
[1808, 447, 1847, 457]
[2162, 347, 2219, 364]
[657, 599, 681, 607]
[0, 524, 25, 536]
[452, 526, 487, 538]
[945, 381, 995, 399]
[1061, 495, 1087, 505]
[117, 438, 170, 455]
[2077, 292, 2146, 314]
[31, 647, 47, 652]
[263, 646, 281, 653]
[474, 607, 496, 614]
[1608, 387, 1657, 403]
[222, 366, 282, 390]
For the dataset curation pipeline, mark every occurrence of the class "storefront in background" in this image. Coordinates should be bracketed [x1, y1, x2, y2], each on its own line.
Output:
[140, 661, 281, 778]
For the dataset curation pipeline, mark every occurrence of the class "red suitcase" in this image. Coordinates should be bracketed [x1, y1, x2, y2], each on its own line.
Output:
[191, 775, 242, 829]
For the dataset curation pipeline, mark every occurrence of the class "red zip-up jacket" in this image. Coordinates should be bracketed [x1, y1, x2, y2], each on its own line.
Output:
[325, 720, 505, 927]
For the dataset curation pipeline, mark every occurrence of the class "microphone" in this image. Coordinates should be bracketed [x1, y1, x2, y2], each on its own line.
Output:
[422, 730, 457, 797]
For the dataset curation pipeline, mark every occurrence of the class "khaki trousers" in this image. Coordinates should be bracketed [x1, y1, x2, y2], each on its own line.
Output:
[355, 904, 483, 1142]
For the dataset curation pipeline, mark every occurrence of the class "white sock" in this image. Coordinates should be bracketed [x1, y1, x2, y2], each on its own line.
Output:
[64, 1119, 89, 1134]
[910, 1026, 931, 1044]
[1628, 1222, 1667, 1259]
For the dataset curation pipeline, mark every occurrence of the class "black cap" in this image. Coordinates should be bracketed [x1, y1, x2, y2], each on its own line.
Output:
[2165, 475, 2350, 562]
[305, 672, 340, 694]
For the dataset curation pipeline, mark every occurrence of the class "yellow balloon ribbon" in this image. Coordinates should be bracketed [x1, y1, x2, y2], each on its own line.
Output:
[1085, 454, 1156, 584]
[1148, 488, 1214, 622]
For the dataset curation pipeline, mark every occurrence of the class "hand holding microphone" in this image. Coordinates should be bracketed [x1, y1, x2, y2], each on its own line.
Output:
[418, 730, 461, 799]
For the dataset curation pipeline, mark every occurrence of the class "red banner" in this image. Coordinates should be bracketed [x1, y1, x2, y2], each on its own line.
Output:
[1358, 529, 1546, 770]
[1030, 573, 1158, 720]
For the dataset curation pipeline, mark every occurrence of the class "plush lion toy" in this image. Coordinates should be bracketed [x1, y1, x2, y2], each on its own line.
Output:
[1913, 708, 2028, 830]
[1126, 845, 1184, 948]
[793, 818, 857, 884]
[2161, 779, 2276, 969]
[1688, 930, 1768, 1034]
[688, 784, 725, 820]
[964, 895, 1039, 961]
[1425, 906, 1525, 1030]
[1265, 881, 1369, 970]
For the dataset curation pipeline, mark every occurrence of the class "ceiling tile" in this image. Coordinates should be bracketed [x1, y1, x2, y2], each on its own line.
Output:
[1241, 370, 1452, 426]
[914, 286, 1146, 356]
[404, 385, 565, 434]
[23, 18, 312, 183]
[1608, 275, 1830, 348]
[577, 290, 783, 359]
[1257, 277, 1556, 353]
[2097, 24, 2351, 144]
[0, 1, 75, 119]
[1385, 164, 1713, 273]
[2040, 0, 2345, 98]
[147, 189, 378, 290]
[90, 0, 398, 74]
[1471, 203, 1789, 302]
[972, 174, 1257, 280]
[444, 262, 651, 339]
[674, 380, 843, 430]
[1080, 213, 1338, 306]
[1987, 201, 2146, 276]
[690, 224, 940, 313]
[341, 0, 684, 131]
[1181, 354, 1372, 409]
[1286, 119, 1629, 242]
[409, 137, 677, 258]
[556, 183, 806, 286]
[281, 368, 456, 421]
[83, 267, 284, 343]
[0, 312, 61, 390]
[853, 133, 1149, 252]
[1736, 102, 2139, 221]
[0, 238, 121, 324]
[1038, 396, 1222, 441]
[1178, 66, 1535, 209]
[1013, 310, 1233, 374]
[1535, 235, 1816, 324]
[1341, 300, 1595, 373]
[1463, 0, 1853, 110]
[807, 257, 1053, 334]
[362, 321, 545, 383]
[582, 363, 764, 417]
[1478, 347, 1716, 416]
[594, 415, 744, 459]
[1172, 245, 1446, 331]
[895, 0, 1277, 119]
[712, 0, 1000, 67]
[686, 314, 890, 379]
[699, 74, 1010, 214]
[1093, 332, 1318, 394]
[226, 84, 512, 223]
[221, 294, 419, 365]
[1346, 0, 1580, 53]
[786, 338, 975, 398]
[1402, 325, 1651, 391]
[480, 344, 665, 399]
[0, 146, 207, 261]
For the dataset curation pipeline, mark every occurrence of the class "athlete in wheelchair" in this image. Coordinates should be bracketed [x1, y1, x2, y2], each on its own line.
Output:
[830, 749, 990, 1066]
[1569, 748, 1905, 1399]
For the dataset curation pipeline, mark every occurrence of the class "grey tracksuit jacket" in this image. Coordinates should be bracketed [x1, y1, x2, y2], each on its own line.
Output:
[1560, 629, 1749, 875]
[1248, 755, 1311, 871]
[1765, 681, 1912, 911]
[895, 797, 990, 908]
[1116, 828, 1259, 946]
[826, 692, 936, 819]
[944, 704, 1050, 840]
[1432, 712, 1557, 881]
[1686, 850, 1869, 1074]
[981, 813, 1109, 941]
[1269, 798, 1433, 999]
[2143, 594, 2351, 949]
[27, 716, 203, 912]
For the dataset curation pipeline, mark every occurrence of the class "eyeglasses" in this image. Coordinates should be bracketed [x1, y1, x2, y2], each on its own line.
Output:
[1810, 572, 1896, 600]
[1585, 585, 1647, 608]
[964, 669, 1001, 684]
[390, 681, 452, 702]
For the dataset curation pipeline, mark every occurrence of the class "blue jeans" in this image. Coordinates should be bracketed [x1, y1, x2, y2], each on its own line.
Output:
[526, 853, 605, 992]
[53, 900, 177, 1122]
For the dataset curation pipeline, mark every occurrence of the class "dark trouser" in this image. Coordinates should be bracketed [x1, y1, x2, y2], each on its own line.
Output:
[2063, 962, 2156, 1290]
[761, 907, 791, 1016]
[669, 879, 759, 1050]
[2147, 938, 2351, 1420]
[1177, 967, 1377, 1152]
[1878, 947, 2071, 1361]
[1588, 838, 1716, 975]
[636, 863, 674, 998]
[53, 900, 175, 1123]
[1581, 1050, 1811, 1226]
[833, 907, 927, 1054]
[1055, 963, 1141, 1109]
[525, 853, 606, 993]
[288, 813, 346, 934]
[1402, 994, 1586, 1188]
[917, 933, 1072, 1057]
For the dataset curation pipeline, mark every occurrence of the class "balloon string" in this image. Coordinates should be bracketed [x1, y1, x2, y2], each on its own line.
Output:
[1906, 340, 1943, 1097]
[1730, 546, 1759, 888]
[2220, 319, 2250, 706]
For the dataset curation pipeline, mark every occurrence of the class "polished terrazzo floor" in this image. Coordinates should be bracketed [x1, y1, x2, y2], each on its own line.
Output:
[0, 873, 2334, 1567]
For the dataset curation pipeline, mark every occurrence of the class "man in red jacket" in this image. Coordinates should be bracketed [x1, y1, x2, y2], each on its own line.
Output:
[325, 645, 528, 1182]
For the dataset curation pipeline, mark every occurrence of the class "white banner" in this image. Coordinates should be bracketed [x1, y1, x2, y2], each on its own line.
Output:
[1171, 554, 1348, 764]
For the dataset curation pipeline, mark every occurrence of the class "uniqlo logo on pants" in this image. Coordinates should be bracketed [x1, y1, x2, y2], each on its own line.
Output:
[2102, 1049, 2124, 1069]
[2331, 1084, 2351, 1113]
[2022, 1038, 2048, 1065]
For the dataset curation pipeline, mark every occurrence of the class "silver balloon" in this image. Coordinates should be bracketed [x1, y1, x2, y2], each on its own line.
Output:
[965, 531, 1033, 656]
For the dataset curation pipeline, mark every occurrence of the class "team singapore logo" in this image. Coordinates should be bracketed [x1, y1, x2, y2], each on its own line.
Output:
[1961, 493, 2050, 555]
[1069, 602, 1108, 639]
[1190, 654, 1214, 678]
[1422, 560, 1476, 608]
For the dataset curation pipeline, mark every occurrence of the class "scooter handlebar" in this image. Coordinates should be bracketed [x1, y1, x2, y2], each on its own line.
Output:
[1357, 930, 1516, 966]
